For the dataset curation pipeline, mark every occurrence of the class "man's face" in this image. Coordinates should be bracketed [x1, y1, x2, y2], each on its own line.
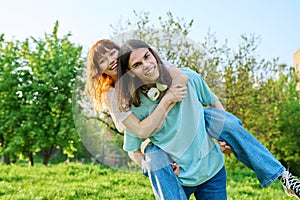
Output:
[128, 48, 159, 84]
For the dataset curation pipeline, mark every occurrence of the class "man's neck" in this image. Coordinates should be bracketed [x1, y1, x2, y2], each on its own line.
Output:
[143, 83, 156, 89]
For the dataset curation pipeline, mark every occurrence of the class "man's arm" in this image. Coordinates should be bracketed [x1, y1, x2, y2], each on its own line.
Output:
[128, 147, 180, 176]
[210, 100, 232, 156]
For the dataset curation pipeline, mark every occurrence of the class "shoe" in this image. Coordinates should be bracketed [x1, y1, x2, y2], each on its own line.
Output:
[279, 170, 300, 199]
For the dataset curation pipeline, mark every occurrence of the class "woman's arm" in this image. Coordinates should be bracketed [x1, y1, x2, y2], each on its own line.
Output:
[122, 66, 188, 139]
[168, 66, 189, 88]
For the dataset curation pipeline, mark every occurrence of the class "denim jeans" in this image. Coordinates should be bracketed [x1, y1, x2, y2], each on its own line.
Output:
[143, 144, 187, 200]
[204, 107, 285, 187]
[182, 166, 227, 200]
[142, 108, 285, 199]
[143, 144, 226, 200]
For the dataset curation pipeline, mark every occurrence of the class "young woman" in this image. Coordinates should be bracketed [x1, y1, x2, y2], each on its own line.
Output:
[116, 39, 300, 199]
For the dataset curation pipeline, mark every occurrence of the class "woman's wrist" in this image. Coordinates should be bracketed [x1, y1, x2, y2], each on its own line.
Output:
[161, 91, 173, 105]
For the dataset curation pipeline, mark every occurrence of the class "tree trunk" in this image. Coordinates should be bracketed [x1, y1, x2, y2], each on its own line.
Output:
[29, 151, 34, 166]
[3, 154, 10, 165]
[43, 147, 53, 166]
[0, 134, 3, 146]
[0, 134, 10, 164]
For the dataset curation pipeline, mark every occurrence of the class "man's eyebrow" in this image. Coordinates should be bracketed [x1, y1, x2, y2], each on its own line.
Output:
[131, 50, 149, 68]
[144, 51, 150, 58]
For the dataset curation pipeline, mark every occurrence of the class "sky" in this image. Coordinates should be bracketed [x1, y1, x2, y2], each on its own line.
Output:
[1, 0, 299, 67]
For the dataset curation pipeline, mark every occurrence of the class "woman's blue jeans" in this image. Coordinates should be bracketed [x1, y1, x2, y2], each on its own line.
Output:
[204, 107, 285, 187]
[142, 107, 285, 199]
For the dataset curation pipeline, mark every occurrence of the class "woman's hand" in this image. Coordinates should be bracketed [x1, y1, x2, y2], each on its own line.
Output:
[165, 84, 187, 103]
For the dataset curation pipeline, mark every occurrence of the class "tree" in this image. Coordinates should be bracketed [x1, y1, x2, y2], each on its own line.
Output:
[21, 21, 84, 165]
[1, 11, 298, 171]
[0, 36, 23, 164]
[275, 69, 300, 175]
[0, 21, 84, 165]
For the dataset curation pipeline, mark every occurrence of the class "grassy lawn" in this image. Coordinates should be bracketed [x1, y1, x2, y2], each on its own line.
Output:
[0, 161, 293, 200]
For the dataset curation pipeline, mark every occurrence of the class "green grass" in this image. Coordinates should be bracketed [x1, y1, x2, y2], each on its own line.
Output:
[0, 161, 294, 200]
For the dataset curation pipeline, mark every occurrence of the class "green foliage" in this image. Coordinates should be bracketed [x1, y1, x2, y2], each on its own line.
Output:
[274, 72, 300, 175]
[0, 21, 85, 165]
[1, 11, 299, 174]
[0, 162, 291, 199]
[0, 38, 24, 163]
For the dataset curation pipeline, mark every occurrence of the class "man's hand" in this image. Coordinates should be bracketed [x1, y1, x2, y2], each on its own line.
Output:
[171, 162, 180, 176]
[219, 141, 232, 157]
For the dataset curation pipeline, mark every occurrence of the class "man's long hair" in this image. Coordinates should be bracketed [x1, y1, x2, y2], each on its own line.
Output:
[117, 39, 172, 111]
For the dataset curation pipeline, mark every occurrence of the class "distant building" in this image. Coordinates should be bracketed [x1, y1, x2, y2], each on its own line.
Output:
[294, 49, 300, 91]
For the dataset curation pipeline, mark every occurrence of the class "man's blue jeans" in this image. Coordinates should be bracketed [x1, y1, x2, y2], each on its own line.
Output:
[143, 107, 285, 199]
[143, 144, 226, 200]
[182, 166, 227, 200]
[143, 144, 187, 200]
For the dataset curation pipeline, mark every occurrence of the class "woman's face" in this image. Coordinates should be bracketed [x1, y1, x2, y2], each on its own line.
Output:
[99, 48, 119, 78]
[128, 48, 159, 84]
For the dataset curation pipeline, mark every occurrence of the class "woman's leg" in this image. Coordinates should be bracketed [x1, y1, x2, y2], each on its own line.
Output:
[143, 143, 187, 200]
[204, 107, 300, 199]
[204, 107, 285, 187]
